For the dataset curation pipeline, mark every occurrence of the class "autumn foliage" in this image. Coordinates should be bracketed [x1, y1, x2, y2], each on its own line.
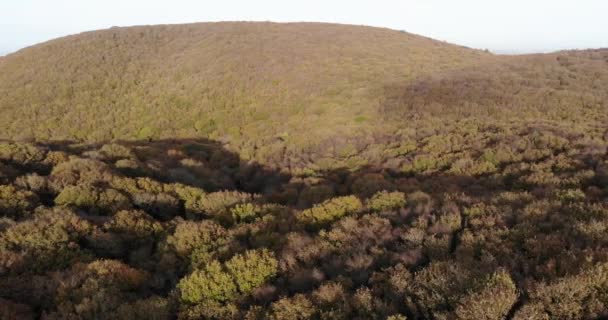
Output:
[0, 22, 607, 319]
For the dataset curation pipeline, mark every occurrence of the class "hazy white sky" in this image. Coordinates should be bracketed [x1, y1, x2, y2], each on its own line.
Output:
[1, 0, 607, 55]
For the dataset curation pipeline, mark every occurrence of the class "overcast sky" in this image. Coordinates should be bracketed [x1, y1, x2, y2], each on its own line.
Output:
[1, 0, 607, 55]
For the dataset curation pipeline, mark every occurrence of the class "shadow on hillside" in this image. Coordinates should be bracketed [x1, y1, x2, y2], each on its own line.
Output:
[4, 136, 607, 319]
[7, 137, 521, 210]
[32, 138, 291, 194]
[3, 137, 536, 275]
[378, 50, 608, 120]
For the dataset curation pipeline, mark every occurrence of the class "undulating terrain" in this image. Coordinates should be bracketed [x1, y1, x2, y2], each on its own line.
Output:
[0, 22, 608, 319]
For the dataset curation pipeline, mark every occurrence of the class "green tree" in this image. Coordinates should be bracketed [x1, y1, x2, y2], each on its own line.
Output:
[366, 191, 406, 212]
[0, 185, 39, 218]
[268, 294, 317, 320]
[225, 249, 278, 294]
[178, 260, 237, 304]
[297, 196, 362, 230]
[454, 270, 518, 320]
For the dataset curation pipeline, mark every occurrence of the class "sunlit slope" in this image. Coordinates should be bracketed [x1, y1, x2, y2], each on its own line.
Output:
[0, 22, 487, 144]
[1, 22, 606, 171]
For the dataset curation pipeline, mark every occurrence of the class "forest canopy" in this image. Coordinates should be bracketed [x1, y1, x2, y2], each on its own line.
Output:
[0, 22, 607, 319]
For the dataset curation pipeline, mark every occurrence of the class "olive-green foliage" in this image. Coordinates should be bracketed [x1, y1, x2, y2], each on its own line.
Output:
[1, 22, 608, 320]
[55, 184, 131, 214]
[55, 184, 97, 207]
[44, 150, 70, 166]
[407, 261, 475, 317]
[454, 270, 518, 320]
[0, 143, 46, 166]
[449, 157, 497, 176]
[104, 210, 163, 241]
[555, 188, 586, 203]
[524, 263, 608, 319]
[0, 121, 607, 319]
[230, 203, 261, 224]
[165, 220, 229, 259]
[14, 173, 49, 194]
[297, 196, 362, 230]
[178, 249, 277, 305]
[0, 185, 39, 218]
[50, 157, 113, 189]
[178, 300, 239, 320]
[512, 303, 550, 320]
[115, 158, 144, 174]
[137, 127, 156, 140]
[366, 191, 406, 212]
[267, 294, 317, 320]
[194, 119, 217, 135]
[0, 126, 607, 319]
[402, 155, 440, 174]
[0, 208, 91, 273]
[178, 260, 238, 304]
[311, 282, 351, 319]
[0, 22, 489, 153]
[99, 143, 136, 161]
[225, 249, 278, 294]
[185, 190, 254, 217]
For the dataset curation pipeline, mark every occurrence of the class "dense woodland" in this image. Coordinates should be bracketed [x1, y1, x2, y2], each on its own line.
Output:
[0, 22, 608, 319]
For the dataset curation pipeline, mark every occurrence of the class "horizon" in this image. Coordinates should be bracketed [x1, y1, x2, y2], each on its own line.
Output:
[2, 0, 608, 55]
[0, 21, 605, 57]
[2, 3, 608, 319]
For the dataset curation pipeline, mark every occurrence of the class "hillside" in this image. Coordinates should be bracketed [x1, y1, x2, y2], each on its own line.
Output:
[1, 23, 607, 171]
[1, 22, 608, 319]
[0, 22, 489, 161]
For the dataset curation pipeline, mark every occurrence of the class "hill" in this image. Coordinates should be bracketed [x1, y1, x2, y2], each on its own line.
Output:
[0, 22, 489, 162]
[1, 23, 607, 172]
[0, 22, 608, 319]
